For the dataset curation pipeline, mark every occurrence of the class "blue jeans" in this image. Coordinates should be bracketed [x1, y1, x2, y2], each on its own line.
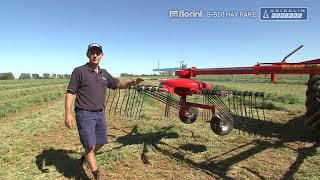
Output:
[75, 108, 108, 149]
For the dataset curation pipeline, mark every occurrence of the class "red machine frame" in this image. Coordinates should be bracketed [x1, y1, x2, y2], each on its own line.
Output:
[160, 58, 320, 120]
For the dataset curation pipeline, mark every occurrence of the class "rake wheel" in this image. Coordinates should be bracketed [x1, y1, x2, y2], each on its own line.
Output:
[179, 107, 199, 124]
[210, 113, 234, 136]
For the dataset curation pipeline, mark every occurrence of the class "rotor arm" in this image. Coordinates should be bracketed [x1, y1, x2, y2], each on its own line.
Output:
[175, 58, 320, 78]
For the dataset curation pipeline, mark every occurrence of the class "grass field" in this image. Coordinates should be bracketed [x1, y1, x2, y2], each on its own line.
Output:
[0, 78, 320, 179]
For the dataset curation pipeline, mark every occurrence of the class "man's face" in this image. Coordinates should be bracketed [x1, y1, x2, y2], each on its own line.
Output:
[88, 47, 103, 65]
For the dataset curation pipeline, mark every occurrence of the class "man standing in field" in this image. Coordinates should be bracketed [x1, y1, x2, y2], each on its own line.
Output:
[65, 43, 143, 179]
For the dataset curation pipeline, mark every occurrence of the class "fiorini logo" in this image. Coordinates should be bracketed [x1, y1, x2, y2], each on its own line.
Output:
[261, 7, 307, 20]
[169, 10, 203, 18]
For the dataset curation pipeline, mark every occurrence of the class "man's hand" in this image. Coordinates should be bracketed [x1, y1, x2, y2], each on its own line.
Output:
[135, 77, 144, 85]
[65, 114, 75, 129]
[65, 92, 76, 129]
[117, 77, 144, 89]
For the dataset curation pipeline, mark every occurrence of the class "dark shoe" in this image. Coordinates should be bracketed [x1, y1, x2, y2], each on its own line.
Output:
[79, 155, 90, 179]
[92, 169, 104, 180]
[80, 155, 86, 167]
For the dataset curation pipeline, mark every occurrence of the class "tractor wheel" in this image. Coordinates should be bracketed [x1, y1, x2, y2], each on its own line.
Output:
[210, 113, 234, 136]
[305, 74, 320, 130]
[179, 107, 199, 124]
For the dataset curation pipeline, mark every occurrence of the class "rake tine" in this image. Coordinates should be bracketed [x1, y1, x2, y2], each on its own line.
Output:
[153, 91, 181, 104]
[202, 95, 209, 122]
[205, 96, 208, 121]
[262, 94, 266, 121]
[213, 95, 233, 117]
[108, 89, 117, 116]
[246, 93, 250, 118]
[127, 88, 137, 117]
[134, 90, 143, 118]
[129, 89, 139, 117]
[210, 95, 252, 135]
[202, 95, 205, 121]
[204, 96, 207, 121]
[138, 93, 147, 119]
[235, 96, 240, 115]
[150, 92, 181, 108]
[120, 89, 128, 116]
[231, 95, 236, 115]
[236, 94, 241, 116]
[217, 97, 234, 119]
[129, 88, 136, 116]
[207, 96, 211, 122]
[123, 88, 132, 116]
[132, 92, 140, 119]
[137, 92, 146, 119]
[208, 96, 212, 121]
[209, 96, 248, 134]
[209, 96, 233, 120]
[106, 88, 111, 109]
[227, 95, 231, 110]
[125, 88, 132, 116]
[239, 94, 243, 116]
[167, 93, 172, 118]
[249, 94, 254, 119]
[132, 92, 142, 119]
[243, 94, 248, 117]
[164, 92, 169, 117]
[129, 88, 138, 116]
[250, 95, 257, 137]
[140, 91, 180, 109]
[113, 89, 121, 115]
[156, 93, 180, 109]
[254, 94, 263, 138]
[210, 95, 250, 134]
[254, 94, 260, 120]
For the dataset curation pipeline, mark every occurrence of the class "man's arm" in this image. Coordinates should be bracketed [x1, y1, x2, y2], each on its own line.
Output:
[65, 92, 76, 129]
[117, 77, 144, 89]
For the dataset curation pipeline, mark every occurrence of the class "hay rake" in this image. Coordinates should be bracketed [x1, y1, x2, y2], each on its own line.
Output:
[106, 45, 320, 135]
[106, 84, 266, 136]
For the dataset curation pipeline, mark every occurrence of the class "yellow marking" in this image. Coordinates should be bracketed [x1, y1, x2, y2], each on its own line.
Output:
[281, 64, 320, 71]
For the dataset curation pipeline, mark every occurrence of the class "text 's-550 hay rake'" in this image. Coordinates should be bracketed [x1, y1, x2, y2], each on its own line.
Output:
[107, 45, 320, 135]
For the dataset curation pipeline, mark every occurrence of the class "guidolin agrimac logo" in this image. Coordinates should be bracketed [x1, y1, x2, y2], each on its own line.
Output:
[260, 7, 307, 20]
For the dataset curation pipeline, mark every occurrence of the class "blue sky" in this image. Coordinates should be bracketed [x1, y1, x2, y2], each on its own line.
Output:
[0, 0, 319, 78]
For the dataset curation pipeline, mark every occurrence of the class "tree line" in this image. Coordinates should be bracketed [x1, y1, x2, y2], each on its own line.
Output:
[0, 72, 71, 80]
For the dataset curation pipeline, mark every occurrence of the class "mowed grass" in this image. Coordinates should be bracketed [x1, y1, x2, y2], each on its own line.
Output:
[0, 78, 320, 179]
[0, 79, 68, 118]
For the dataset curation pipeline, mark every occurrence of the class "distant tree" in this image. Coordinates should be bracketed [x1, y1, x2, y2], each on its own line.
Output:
[63, 74, 71, 78]
[51, 74, 57, 79]
[42, 73, 50, 79]
[0, 72, 15, 80]
[57, 74, 63, 79]
[19, 73, 31, 79]
[32, 74, 40, 79]
[120, 73, 135, 77]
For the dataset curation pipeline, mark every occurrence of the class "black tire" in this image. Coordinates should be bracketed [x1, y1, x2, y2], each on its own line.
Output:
[179, 107, 199, 124]
[210, 113, 234, 136]
[305, 74, 320, 130]
[305, 94, 320, 115]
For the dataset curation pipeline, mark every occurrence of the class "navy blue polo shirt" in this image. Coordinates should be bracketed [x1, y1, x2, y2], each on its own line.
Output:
[67, 63, 119, 111]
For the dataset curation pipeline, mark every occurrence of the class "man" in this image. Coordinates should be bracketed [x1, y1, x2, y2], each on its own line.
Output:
[65, 43, 143, 179]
